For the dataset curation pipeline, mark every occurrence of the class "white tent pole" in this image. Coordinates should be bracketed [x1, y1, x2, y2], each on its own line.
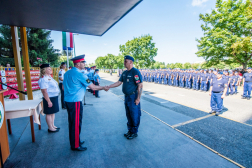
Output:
[67, 47, 69, 70]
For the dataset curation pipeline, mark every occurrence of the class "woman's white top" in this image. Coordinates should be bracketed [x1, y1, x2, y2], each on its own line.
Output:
[38, 75, 60, 97]
[58, 69, 65, 83]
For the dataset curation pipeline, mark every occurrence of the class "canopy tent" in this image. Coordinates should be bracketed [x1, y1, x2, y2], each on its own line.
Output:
[0, 0, 142, 36]
[0, 0, 142, 142]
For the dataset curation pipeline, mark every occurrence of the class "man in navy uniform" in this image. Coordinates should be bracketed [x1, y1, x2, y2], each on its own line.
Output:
[64, 55, 109, 151]
[242, 67, 252, 100]
[209, 71, 228, 116]
[108, 55, 143, 140]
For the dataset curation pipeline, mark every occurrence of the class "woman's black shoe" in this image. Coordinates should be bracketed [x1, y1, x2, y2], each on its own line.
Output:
[48, 129, 59, 133]
[56, 127, 60, 130]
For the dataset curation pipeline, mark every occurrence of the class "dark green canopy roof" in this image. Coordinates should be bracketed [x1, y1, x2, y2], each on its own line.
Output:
[0, 0, 142, 36]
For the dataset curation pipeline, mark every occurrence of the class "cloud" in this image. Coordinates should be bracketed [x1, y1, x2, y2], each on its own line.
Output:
[192, 0, 208, 7]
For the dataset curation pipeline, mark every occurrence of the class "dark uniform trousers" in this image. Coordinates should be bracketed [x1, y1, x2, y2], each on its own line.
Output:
[59, 83, 66, 108]
[94, 81, 99, 97]
[66, 101, 83, 148]
[124, 93, 141, 134]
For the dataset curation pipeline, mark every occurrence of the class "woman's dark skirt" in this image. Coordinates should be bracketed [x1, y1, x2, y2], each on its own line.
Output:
[43, 96, 59, 114]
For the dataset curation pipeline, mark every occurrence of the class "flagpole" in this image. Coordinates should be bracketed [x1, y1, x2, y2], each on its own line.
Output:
[67, 48, 69, 70]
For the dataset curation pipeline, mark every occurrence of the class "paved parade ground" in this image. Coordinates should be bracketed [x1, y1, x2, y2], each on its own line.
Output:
[4, 72, 252, 168]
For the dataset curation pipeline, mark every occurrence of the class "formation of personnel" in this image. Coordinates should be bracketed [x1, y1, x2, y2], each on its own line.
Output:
[119, 68, 252, 100]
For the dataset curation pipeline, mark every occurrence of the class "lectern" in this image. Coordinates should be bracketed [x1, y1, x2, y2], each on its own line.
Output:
[0, 90, 10, 167]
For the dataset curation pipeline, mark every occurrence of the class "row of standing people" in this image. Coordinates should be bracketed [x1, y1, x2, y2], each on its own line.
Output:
[132, 68, 251, 99]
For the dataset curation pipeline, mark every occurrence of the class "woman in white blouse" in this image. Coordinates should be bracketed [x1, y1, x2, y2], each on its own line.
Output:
[38, 64, 60, 133]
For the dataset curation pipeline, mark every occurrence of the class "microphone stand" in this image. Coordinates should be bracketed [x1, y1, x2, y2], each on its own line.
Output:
[0, 82, 27, 95]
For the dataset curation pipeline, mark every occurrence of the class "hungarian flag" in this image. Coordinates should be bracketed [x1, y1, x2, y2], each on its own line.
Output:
[62, 32, 73, 50]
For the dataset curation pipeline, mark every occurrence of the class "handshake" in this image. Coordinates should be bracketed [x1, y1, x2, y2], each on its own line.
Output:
[103, 86, 110, 91]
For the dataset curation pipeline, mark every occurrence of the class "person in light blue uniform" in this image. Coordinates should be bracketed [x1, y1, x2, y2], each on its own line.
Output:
[108, 55, 143, 140]
[94, 69, 101, 98]
[164, 72, 168, 85]
[200, 70, 208, 91]
[179, 70, 183, 88]
[159, 72, 163, 84]
[209, 72, 228, 116]
[188, 70, 192, 89]
[233, 71, 240, 94]
[222, 71, 230, 96]
[168, 70, 172, 85]
[242, 67, 252, 100]
[64, 55, 108, 151]
[192, 71, 197, 90]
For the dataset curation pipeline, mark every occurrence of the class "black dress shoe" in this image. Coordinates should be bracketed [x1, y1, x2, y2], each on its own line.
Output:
[127, 133, 138, 140]
[56, 127, 60, 130]
[48, 129, 59, 133]
[96, 96, 100, 98]
[124, 131, 131, 137]
[71, 146, 87, 151]
[80, 141, 85, 145]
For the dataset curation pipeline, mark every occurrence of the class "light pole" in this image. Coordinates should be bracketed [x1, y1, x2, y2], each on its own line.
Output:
[73, 34, 79, 57]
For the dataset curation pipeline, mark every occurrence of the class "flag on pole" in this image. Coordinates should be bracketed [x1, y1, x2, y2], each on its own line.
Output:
[62, 32, 73, 50]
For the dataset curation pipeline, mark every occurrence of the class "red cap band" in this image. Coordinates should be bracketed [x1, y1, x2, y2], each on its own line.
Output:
[73, 58, 85, 63]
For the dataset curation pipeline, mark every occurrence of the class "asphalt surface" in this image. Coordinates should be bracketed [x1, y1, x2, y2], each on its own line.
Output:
[5, 91, 237, 168]
[99, 72, 252, 168]
[3, 72, 251, 167]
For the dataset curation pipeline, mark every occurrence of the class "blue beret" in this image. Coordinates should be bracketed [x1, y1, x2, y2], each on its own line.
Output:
[218, 71, 223, 75]
[248, 67, 251, 69]
[95, 69, 99, 72]
[124, 55, 134, 62]
[40, 63, 50, 69]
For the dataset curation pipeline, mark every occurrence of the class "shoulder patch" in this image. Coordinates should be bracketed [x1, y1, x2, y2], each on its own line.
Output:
[86, 79, 90, 83]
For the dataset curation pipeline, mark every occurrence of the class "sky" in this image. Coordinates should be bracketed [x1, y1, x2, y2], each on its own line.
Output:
[50, 0, 216, 65]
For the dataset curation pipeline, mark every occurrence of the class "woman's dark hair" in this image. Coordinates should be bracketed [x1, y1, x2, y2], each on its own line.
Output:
[60, 62, 66, 69]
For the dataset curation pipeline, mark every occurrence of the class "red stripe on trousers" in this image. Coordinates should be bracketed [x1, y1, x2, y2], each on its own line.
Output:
[77, 102, 80, 147]
[75, 102, 78, 148]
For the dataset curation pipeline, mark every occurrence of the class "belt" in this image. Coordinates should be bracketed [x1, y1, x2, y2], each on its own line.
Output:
[245, 81, 252, 83]
[212, 91, 223, 93]
[125, 91, 137, 96]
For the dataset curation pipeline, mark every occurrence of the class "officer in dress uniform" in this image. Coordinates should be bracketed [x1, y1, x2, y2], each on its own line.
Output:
[242, 67, 252, 100]
[209, 71, 228, 116]
[94, 69, 101, 98]
[63, 55, 108, 151]
[58, 62, 66, 109]
[108, 55, 143, 140]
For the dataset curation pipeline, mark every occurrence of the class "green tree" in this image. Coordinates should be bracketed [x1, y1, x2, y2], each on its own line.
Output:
[0, 25, 16, 66]
[191, 63, 200, 69]
[119, 34, 158, 68]
[174, 63, 183, 69]
[0, 25, 60, 67]
[183, 62, 192, 69]
[27, 28, 60, 66]
[153, 61, 165, 69]
[169, 63, 176, 69]
[196, 0, 252, 69]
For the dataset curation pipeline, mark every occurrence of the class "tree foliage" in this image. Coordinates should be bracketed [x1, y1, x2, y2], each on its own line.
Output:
[196, 0, 252, 69]
[119, 35, 158, 68]
[95, 54, 124, 69]
[174, 63, 183, 69]
[183, 62, 192, 69]
[0, 25, 60, 67]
